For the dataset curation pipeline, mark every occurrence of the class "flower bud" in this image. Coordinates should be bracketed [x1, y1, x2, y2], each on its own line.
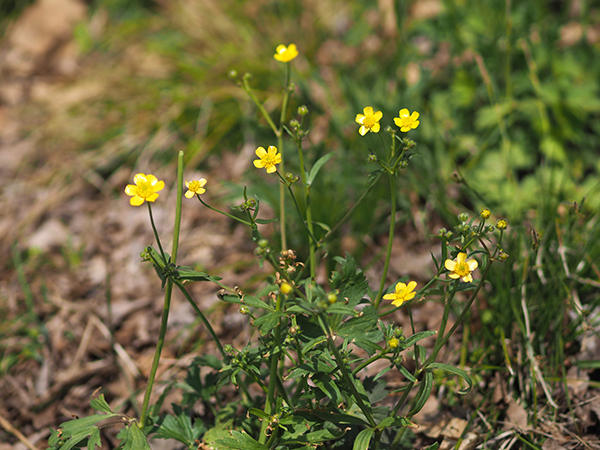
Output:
[368, 153, 378, 163]
[327, 293, 338, 304]
[496, 219, 508, 230]
[458, 212, 469, 223]
[289, 119, 300, 129]
[228, 69, 238, 79]
[239, 306, 250, 315]
[298, 105, 309, 116]
[280, 283, 293, 295]
[242, 72, 252, 81]
[438, 228, 447, 237]
[480, 209, 491, 219]
[388, 338, 400, 349]
[258, 239, 269, 249]
[498, 250, 509, 261]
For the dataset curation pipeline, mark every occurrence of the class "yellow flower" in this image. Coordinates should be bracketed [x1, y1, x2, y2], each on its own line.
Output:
[274, 44, 298, 62]
[388, 337, 400, 349]
[480, 209, 491, 219]
[355, 107, 383, 136]
[125, 173, 164, 206]
[280, 283, 293, 295]
[383, 281, 417, 307]
[253, 146, 281, 173]
[393, 108, 420, 132]
[184, 179, 207, 198]
[444, 252, 478, 283]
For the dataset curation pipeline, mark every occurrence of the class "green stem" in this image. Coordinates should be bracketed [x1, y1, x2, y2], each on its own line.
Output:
[317, 315, 377, 427]
[139, 280, 173, 428]
[294, 138, 316, 282]
[278, 62, 292, 250]
[173, 280, 227, 360]
[260, 293, 284, 443]
[147, 202, 167, 264]
[319, 171, 383, 244]
[423, 262, 493, 367]
[139, 152, 185, 428]
[374, 175, 397, 308]
[197, 197, 252, 227]
[353, 352, 385, 376]
[278, 172, 319, 246]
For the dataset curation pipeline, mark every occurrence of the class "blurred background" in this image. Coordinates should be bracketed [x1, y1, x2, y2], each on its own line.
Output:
[1, 0, 600, 448]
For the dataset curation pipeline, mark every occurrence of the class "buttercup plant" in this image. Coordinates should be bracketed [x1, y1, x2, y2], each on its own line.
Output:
[49, 44, 508, 450]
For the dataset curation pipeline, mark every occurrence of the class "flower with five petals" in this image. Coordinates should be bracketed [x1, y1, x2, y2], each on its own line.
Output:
[125, 173, 164, 206]
[444, 252, 478, 282]
[393, 108, 420, 132]
[383, 281, 417, 307]
[184, 179, 207, 198]
[253, 146, 281, 173]
[355, 106, 383, 136]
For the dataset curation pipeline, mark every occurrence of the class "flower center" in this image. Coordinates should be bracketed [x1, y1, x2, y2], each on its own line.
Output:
[363, 116, 376, 128]
[188, 180, 202, 191]
[137, 182, 154, 199]
[263, 155, 276, 165]
[455, 262, 470, 277]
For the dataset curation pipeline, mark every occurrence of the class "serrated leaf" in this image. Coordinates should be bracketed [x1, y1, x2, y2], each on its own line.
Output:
[217, 430, 268, 450]
[253, 311, 284, 334]
[122, 423, 151, 450]
[90, 394, 113, 414]
[241, 295, 273, 310]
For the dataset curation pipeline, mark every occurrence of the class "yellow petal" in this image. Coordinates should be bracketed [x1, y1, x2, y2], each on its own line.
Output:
[275, 44, 286, 54]
[411, 111, 420, 120]
[125, 184, 138, 196]
[266, 165, 277, 173]
[355, 114, 366, 124]
[373, 111, 383, 121]
[392, 299, 405, 307]
[456, 253, 467, 263]
[363, 106, 374, 116]
[184, 190, 195, 198]
[153, 180, 165, 192]
[253, 160, 264, 168]
[405, 292, 416, 301]
[467, 259, 478, 270]
[146, 174, 158, 184]
[448, 273, 460, 279]
[383, 293, 395, 300]
[462, 274, 473, 283]
[133, 173, 147, 185]
[444, 259, 456, 271]
[412, 121, 420, 128]
[146, 193, 159, 202]
[359, 126, 368, 136]
[371, 123, 381, 133]
[255, 147, 267, 158]
[130, 196, 144, 206]
[267, 145, 278, 156]
[198, 178, 207, 187]
[399, 108, 409, 117]
[406, 281, 417, 292]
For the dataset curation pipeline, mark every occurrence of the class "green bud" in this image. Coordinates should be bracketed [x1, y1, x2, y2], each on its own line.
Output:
[298, 105, 309, 116]
[228, 69, 238, 79]
[258, 239, 269, 249]
[458, 212, 469, 223]
[327, 293, 338, 304]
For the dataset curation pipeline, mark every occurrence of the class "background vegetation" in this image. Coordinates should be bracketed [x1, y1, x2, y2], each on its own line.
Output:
[1, 0, 600, 448]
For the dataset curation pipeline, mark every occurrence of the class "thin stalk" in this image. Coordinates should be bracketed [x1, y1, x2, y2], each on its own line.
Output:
[427, 280, 460, 364]
[260, 293, 284, 443]
[423, 262, 493, 367]
[374, 175, 397, 308]
[139, 154, 184, 427]
[294, 138, 316, 281]
[173, 280, 227, 360]
[319, 171, 383, 244]
[317, 315, 377, 427]
[147, 202, 167, 263]
[197, 197, 252, 227]
[278, 172, 319, 246]
[139, 280, 172, 428]
[278, 62, 292, 250]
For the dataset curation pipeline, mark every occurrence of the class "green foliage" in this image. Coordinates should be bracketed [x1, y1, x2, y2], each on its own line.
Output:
[48, 395, 147, 450]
